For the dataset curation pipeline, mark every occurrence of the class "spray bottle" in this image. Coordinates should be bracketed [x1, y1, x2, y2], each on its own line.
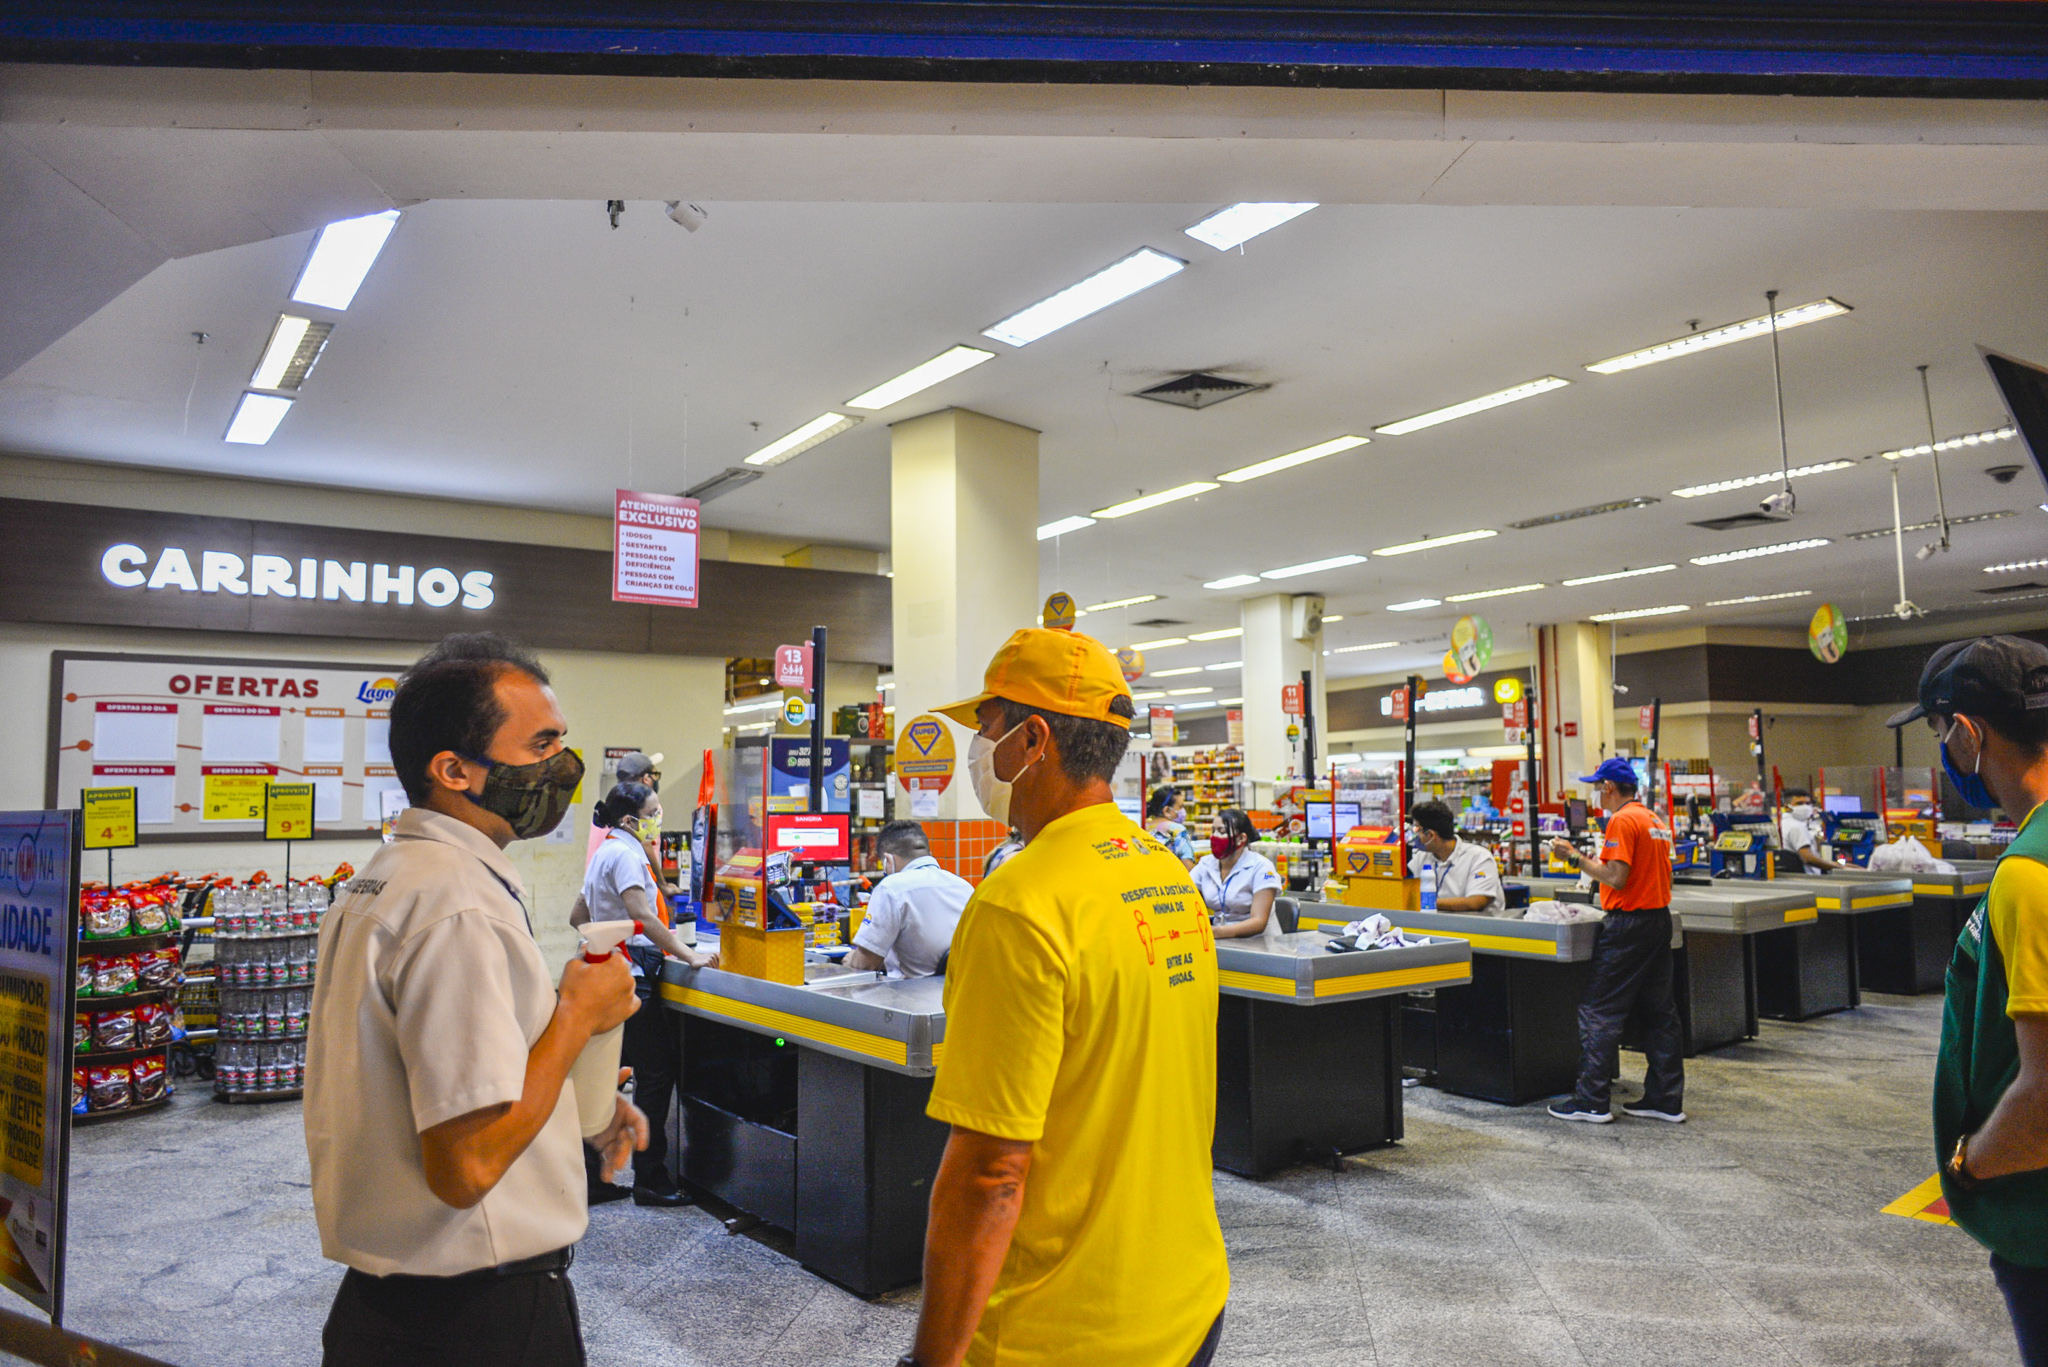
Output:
[567, 919, 639, 1138]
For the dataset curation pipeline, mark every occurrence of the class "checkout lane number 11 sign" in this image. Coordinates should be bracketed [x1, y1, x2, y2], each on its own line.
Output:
[612, 490, 701, 608]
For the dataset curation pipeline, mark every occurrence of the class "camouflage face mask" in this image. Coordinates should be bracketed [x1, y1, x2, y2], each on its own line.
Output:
[459, 747, 586, 840]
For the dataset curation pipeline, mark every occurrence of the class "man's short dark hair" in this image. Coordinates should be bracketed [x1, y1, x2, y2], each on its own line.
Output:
[1783, 787, 1812, 801]
[877, 820, 930, 861]
[1410, 799, 1457, 842]
[389, 633, 550, 804]
[1610, 776, 1640, 797]
[995, 694, 1136, 784]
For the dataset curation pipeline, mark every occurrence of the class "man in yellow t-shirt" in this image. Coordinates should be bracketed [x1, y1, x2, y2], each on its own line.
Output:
[898, 627, 1229, 1367]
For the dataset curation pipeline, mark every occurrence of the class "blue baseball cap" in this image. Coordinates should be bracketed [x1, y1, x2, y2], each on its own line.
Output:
[1578, 758, 1639, 788]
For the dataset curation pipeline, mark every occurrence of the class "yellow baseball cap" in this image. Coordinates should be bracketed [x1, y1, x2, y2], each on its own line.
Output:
[935, 627, 1134, 729]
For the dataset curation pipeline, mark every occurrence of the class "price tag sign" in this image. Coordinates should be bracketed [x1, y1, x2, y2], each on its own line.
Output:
[82, 786, 138, 850]
[265, 782, 316, 841]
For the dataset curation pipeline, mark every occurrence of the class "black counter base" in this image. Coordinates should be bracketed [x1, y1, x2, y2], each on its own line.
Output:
[1415, 955, 1593, 1107]
[1857, 899, 1960, 995]
[1214, 993, 1401, 1178]
[1754, 915, 1859, 1021]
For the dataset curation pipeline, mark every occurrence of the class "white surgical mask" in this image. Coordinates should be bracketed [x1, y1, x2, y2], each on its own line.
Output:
[1790, 803, 1814, 821]
[967, 722, 1034, 826]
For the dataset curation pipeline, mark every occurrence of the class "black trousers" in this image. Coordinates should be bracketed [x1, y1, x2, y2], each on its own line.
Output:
[1187, 1310, 1226, 1367]
[1995, 1254, 2048, 1367]
[322, 1254, 584, 1367]
[1570, 908, 1685, 1112]
[622, 985, 679, 1186]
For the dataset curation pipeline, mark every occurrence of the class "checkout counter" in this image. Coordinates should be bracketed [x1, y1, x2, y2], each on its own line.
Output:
[1755, 871, 1911, 1019]
[1851, 863, 1993, 994]
[1214, 928, 1471, 1176]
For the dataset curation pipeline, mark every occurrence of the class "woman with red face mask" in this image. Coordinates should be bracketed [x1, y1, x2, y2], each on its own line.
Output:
[1192, 807, 1283, 940]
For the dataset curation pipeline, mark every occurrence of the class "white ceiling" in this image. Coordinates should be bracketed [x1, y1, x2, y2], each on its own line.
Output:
[3, 195, 2045, 690]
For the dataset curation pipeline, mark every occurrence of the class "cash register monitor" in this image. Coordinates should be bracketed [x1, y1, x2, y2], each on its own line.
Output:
[1306, 802, 1361, 840]
[1565, 799, 1589, 833]
[1823, 794, 1863, 814]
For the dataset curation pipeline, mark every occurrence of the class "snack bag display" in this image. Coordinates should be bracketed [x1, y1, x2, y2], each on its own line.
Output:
[74, 956, 94, 997]
[135, 947, 181, 991]
[71, 1068, 88, 1116]
[72, 1015, 91, 1056]
[130, 1057, 168, 1104]
[92, 1009, 137, 1052]
[92, 955, 138, 997]
[82, 894, 132, 940]
[135, 1003, 173, 1047]
[86, 1065, 131, 1112]
[129, 891, 175, 934]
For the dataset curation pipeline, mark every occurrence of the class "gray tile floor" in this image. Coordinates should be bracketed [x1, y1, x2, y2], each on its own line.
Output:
[34, 991, 2019, 1366]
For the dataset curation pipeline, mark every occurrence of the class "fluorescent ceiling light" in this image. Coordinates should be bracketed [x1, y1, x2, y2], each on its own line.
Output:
[1204, 660, 1242, 671]
[1131, 690, 1166, 701]
[1690, 538, 1831, 566]
[1705, 590, 1811, 607]
[1323, 614, 1344, 622]
[1590, 605, 1690, 621]
[1670, 461, 1855, 499]
[1562, 564, 1678, 587]
[1167, 687, 1212, 696]
[1184, 203, 1317, 251]
[1880, 426, 2018, 461]
[1084, 594, 1159, 612]
[744, 413, 862, 467]
[291, 209, 400, 311]
[1150, 666, 1203, 678]
[1129, 637, 1188, 651]
[1845, 510, 2013, 541]
[878, 681, 896, 690]
[1374, 530, 1497, 557]
[1217, 435, 1367, 484]
[723, 697, 785, 716]
[1445, 583, 1545, 603]
[1507, 497, 1660, 531]
[1262, 553, 1367, 580]
[223, 392, 293, 445]
[1038, 515, 1096, 540]
[1328, 641, 1400, 654]
[249, 314, 332, 392]
[1986, 558, 2048, 574]
[1093, 483, 1218, 519]
[984, 248, 1186, 347]
[1387, 599, 1441, 612]
[1217, 697, 1243, 705]
[1188, 627, 1243, 641]
[846, 345, 996, 410]
[1203, 574, 1259, 590]
[1584, 298, 1851, 375]
[1373, 377, 1570, 436]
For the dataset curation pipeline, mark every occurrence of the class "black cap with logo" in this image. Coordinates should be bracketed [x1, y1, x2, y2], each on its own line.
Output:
[1886, 635, 2048, 729]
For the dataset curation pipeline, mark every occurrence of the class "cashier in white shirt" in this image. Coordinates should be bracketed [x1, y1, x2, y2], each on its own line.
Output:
[1778, 788, 1843, 872]
[847, 820, 972, 977]
[305, 633, 642, 1367]
[1408, 798, 1506, 915]
[1195, 807, 1286, 939]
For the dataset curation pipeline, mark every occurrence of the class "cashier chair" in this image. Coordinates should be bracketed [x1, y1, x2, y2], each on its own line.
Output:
[1273, 898, 1300, 935]
[1942, 840, 1977, 861]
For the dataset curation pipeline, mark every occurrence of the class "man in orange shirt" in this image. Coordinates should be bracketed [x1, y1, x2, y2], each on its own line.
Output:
[1547, 757, 1685, 1125]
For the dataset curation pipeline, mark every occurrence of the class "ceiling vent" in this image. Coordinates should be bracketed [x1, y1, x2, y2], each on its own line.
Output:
[1130, 373, 1269, 410]
[1690, 511, 1793, 532]
[680, 467, 763, 504]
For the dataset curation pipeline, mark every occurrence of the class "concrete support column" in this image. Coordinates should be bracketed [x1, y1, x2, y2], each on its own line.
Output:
[1239, 593, 1326, 788]
[890, 408, 1040, 818]
[1554, 621, 1616, 791]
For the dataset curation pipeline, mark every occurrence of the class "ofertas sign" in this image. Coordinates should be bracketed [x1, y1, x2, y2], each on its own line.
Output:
[99, 545, 494, 608]
[612, 490, 700, 608]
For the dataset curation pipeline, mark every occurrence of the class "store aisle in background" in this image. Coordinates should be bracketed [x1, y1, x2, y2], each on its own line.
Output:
[56, 993, 2010, 1367]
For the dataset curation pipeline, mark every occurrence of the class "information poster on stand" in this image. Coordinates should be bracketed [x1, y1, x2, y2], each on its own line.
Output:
[0, 810, 80, 1321]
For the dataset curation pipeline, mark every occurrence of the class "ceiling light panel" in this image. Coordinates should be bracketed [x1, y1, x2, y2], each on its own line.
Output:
[1328, 641, 1400, 653]
[1084, 594, 1159, 612]
[1323, 615, 1344, 623]
[1880, 426, 2017, 461]
[1150, 666, 1202, 678]
[846, 345, 995, 410]
[1670, 461, 1856, 498]
[1690, 538, 1831, 566]
[1374, 530, 1497, 556]
[1129, 637, 1188, 650]
[1188, 627, 1243, 641]
[291, 209, 401, 311]
[1204, 660, 1242, 671]
[744, 413, 862, 468]
[1844, 510, 2013, 541]
[1262, 553, 1367, 580]
[1131, 690, 1166, 700]
[1584, 299, 1851, 375]
[1167, 687, 1213, 696]
[1184, 203, 1317, 251]
[223, 392, 293, 445]
[1218, 697, 1244, 705]
[1562, 564, 1678, 587]
[249, 314, 333, 392]
[1203, 575, 1259, 590]
[1590, 605, 1691, 621]
[1506, 497, 1660, 530]
[1038, 515, 1096, 540]
[983, 248, 1186, 347]
[1387, 598, 1442, 612]
[1705, 590, 1811, 607]
[1987, 558, 2048, 574]
[1093, 483, 1218, 519]
[1445, 583, 1545, 603]
[1217, 435, 1368, 484]
[1373, 378, 1570, 436]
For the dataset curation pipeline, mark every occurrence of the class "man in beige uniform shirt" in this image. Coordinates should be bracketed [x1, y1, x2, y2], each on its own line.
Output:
[306, 633, 643, 1366]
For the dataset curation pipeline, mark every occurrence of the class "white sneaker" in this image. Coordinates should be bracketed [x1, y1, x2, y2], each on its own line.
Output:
[1547, 1100, 1614, 1124]
[1621, 1103, 1688, 1123]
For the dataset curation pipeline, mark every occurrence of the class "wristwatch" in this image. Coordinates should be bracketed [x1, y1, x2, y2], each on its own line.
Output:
[1947, 1133, 1980, 1192]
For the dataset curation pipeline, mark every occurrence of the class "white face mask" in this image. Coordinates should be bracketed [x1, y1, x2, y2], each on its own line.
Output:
[967, 722, 1034, 827]
[1790, 803, 1815, 821]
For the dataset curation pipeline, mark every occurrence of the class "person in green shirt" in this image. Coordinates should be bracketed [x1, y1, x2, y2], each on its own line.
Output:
[1889, 635, 2048, 1365]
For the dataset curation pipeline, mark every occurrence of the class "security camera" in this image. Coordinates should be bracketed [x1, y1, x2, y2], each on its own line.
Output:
[1988, 464, 2023, 485]
[665, 201, 708, 232]
[1916, 541, 1939, 561]
[1758, 488, 1796, 518]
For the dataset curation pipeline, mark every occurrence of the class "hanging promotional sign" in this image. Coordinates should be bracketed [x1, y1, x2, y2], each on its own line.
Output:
[611, 489, 701, 608]
[1808, 602, 1848, 663]
[1150, 707, 1177, 749]
[1226, 709, 1244, 746]
[1114, 647, 1145, 683]
[895, 714, 956, 795]
[1444, 615, 1494, 685]
[0, 810, 80, 1321]
[1041, 592, 1077, 630]
[1493, 677, 1524, 705]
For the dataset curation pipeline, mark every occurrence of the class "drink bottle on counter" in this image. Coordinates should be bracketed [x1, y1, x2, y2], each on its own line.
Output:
[1419, 855, 1438, 911]
[567, 920, 640, 1138]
